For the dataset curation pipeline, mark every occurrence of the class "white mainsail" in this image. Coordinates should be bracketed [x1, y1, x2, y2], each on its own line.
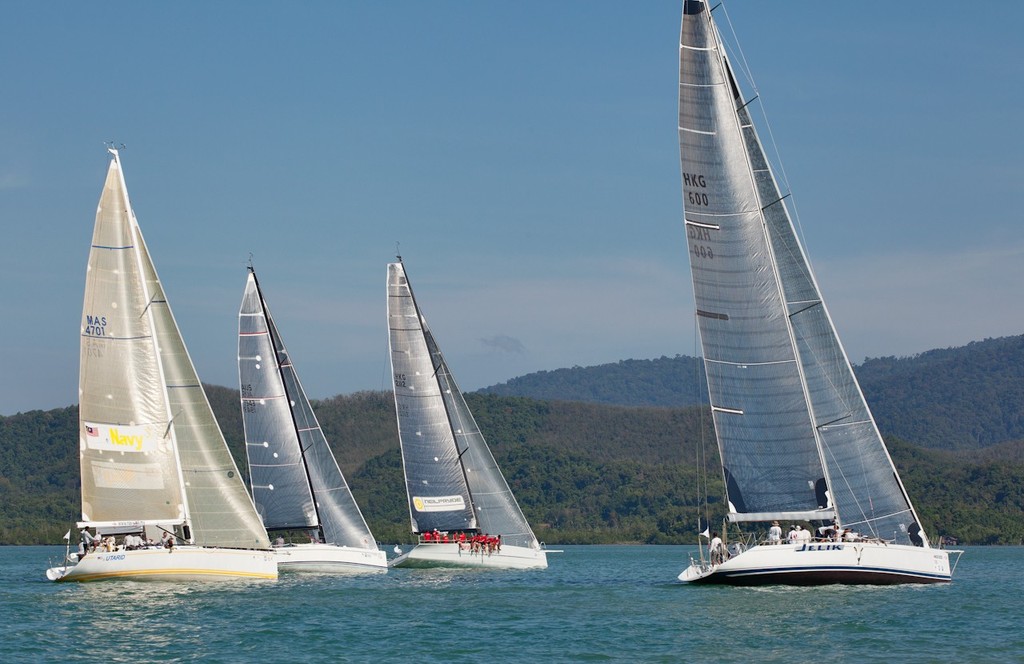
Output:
[238, 269, 382, 557]
[676, 1, 957, 584]
[49, 150, 274, 581]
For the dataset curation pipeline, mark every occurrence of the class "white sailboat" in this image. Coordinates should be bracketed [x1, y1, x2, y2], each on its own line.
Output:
[676, 1, 962, 584]
[46, 150, 276, 582]
[238, 268, 387, 572]
[386, 259, 547, 569]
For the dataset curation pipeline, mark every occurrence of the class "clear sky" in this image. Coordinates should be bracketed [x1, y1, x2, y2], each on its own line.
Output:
[2, 2, 1022, 415]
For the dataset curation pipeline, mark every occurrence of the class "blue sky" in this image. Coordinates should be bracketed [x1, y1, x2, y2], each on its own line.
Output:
[2, 2, 1022, 415]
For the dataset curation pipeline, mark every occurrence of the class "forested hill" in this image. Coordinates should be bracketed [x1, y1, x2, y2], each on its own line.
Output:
[3, 389, 1023, 546]
[481, 334, 1024, 451]
[479, 356, 709, 408]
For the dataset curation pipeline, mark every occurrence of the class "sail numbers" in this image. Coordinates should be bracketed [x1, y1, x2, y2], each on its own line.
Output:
[241, 383, 257, 413]
[394, 373, 407, 388]
[683, 172, 709, 207]
[83, 314, 107, 337]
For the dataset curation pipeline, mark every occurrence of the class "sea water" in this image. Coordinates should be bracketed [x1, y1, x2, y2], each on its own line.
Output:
[1, 545, 1019, 662]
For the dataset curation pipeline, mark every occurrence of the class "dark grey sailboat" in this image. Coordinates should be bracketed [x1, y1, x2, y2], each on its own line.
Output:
[239, 268, 386, 571]
[386, 259, 547, 568]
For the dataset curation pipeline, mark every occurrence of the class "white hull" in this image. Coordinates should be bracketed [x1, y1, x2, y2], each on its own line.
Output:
[678, 541, 960, 585]
[273, 543, 387, 572]
[46, 547, 277, 582]
[390, 543, 548, 570]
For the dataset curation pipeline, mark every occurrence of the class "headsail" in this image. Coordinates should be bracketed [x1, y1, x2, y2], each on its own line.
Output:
[678, 1, 924, 545]
[387, 261, 540, 549]
[239, 270, 379, 550]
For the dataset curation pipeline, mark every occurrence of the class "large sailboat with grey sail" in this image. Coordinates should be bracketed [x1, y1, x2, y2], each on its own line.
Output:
[46, 149, 276, 582]
[676, 1, 961, 584]
[238, 267, 386, 572]
[386, 258, 547, 569]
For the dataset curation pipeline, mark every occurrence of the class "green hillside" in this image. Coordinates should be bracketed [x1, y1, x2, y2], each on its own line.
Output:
[481, 334, 1024, 451]
[2, 389, 1022, 546]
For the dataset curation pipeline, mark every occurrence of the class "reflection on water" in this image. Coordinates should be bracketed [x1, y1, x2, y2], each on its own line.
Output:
[4, 546, 1019, 663]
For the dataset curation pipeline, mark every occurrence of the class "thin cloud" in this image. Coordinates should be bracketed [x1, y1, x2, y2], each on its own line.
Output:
[0, 172, 30, 190]
[480, 334, 526, 354]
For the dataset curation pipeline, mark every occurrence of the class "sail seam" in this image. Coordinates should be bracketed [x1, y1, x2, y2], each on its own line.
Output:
[704, 358, 795, 367]
[80, 334, 150, 341]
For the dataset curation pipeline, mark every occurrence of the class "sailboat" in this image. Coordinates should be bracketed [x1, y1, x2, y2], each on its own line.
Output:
[676, 1, 962, 585]
[237, 267, 387, 572]
[46, 150, 276, 582]
[386, 259, 547, 569]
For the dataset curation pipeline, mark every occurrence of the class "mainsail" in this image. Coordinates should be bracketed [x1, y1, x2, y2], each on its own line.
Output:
[79, 150, 269, 550]
[387, 261, 540, 550]
[239, 270, 378, 550]
[678, 0, 923, 545]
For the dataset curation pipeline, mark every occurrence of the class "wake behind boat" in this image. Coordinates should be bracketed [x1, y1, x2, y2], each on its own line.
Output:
[238, 268, 387, 572]
[675, 1, 961, 585]
[46, 150, 275, 582]
[386, 259, 547, 570]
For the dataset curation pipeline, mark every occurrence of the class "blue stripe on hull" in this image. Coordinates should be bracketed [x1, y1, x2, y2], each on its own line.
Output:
[694, 566, 951, 586]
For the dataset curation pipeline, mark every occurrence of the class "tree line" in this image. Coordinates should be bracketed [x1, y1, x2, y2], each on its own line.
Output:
[2, 388, 1022, 545]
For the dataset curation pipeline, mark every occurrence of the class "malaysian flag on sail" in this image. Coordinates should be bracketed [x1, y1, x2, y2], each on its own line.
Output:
[85, 425, 98, 437]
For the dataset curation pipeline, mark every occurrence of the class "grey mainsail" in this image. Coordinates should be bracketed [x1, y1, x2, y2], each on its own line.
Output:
[239, 270, 378, 549]
[387, 261, 540, 549]
[79, 150, 269, 550]
[679, 0, 923, 544]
